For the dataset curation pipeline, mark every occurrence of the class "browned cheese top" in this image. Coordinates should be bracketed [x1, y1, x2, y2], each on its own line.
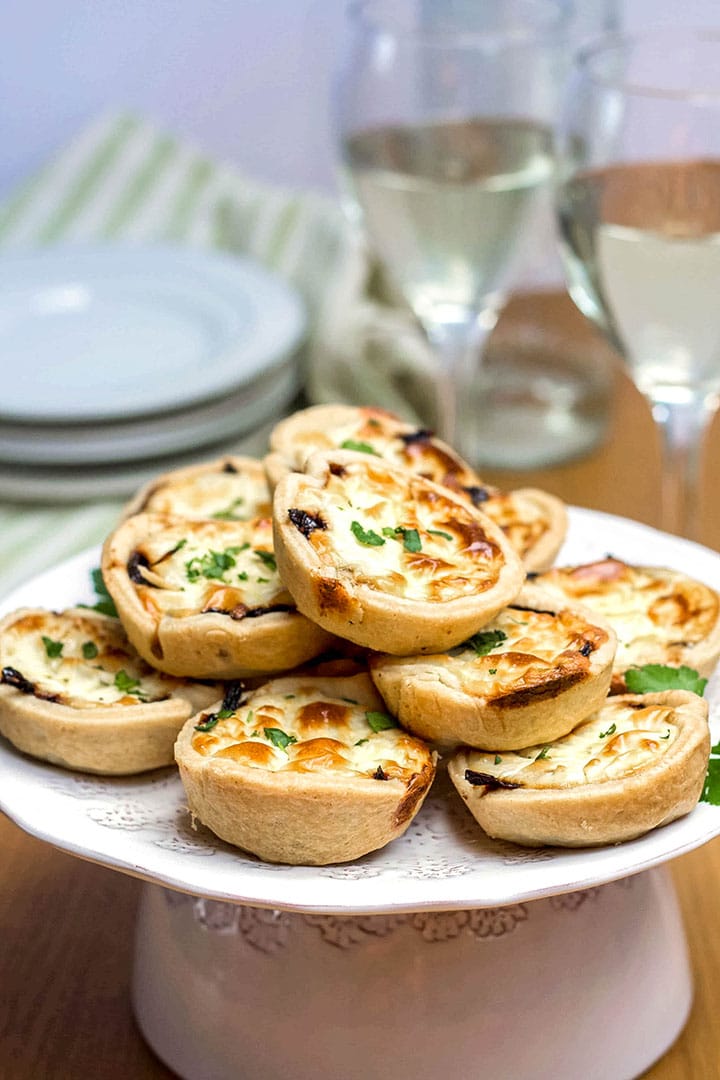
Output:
[0, 609, 191, 708]
[123, 515, 293, 623]
[374, 603, 610, 706]
[288, 456, 507, 603]
[534, 558, 719, 677]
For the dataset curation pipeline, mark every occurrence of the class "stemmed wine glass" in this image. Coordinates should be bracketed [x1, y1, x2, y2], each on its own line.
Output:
[335, 0, 567, 464]
[556, 30, 720, 541]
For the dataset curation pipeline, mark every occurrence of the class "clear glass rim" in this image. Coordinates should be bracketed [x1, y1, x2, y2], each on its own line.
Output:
[346, 0, 568, 49]
[577, 28, 720, 103]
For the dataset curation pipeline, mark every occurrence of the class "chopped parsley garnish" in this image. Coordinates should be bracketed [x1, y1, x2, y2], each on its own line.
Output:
[355, 737, 369, 746]
[488, 668, 497, 675]
[82, 641, 98, 660]
[254, 549, 277, 573]
[195, 714, 220, 732]
[340, 439, 379, 455]
[535, 746, 551, 761]
[599, 723, 617, 739]
[661, 729, 671, 739]
[264, 727, 297, 752]
[350, 521, 385, 547]
[366, 710, 397, 733]
[193, 706, 235, 733]
[212, 497, 245, 521]
[465, 629, 507, 657]
[114, 670, 143, 696]
[41, 636, 64, 658]
[427, 528, 453, 541]
[381, 525, 422, 553]
[400, 527, 421, 553]
[185, 546, 245, 583]
[494, 754, 502, 765]
[624, 663, 707, 696]
[702, 741, 720, 805]
[82, 567, 118, 618]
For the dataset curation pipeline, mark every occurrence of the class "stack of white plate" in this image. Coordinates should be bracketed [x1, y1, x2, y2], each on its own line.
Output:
[0, 246, 307, 502]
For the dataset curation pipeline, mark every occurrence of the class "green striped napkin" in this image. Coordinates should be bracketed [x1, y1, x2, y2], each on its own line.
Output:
[0, 113, 435, 600]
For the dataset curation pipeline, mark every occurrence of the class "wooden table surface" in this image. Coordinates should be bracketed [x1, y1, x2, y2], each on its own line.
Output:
[2, 297, 720, 1078]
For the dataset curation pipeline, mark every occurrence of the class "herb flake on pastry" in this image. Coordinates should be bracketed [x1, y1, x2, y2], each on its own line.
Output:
[102, 512, 335, 678]
[0, 607, 219, 774]
[272, 449, 525, 655]
[175, 671, 436, 864]
[448, 690, 710, 847]
[370, 585, 616, 750]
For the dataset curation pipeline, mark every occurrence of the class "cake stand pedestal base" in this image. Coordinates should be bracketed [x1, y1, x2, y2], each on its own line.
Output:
[132, 866, 691, 1080]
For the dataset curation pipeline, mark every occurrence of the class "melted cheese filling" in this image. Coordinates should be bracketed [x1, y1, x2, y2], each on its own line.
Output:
[284, 408, 479, 489]
[464, 700, 679, 787]
[129, 516, 292, 620]
[192, 684, 431, 782]
[480, 492, 551, 561]
[140, 465, 271, 521]
[2, 611, 186, 707]
[280, 409, 551, 558]
[536, 559, 719, 669]
[380, 605, 607, 698]
[297, 458, 505, 602]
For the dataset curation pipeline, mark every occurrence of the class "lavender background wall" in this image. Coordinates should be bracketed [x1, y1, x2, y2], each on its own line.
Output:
[0, 0, 716, 198]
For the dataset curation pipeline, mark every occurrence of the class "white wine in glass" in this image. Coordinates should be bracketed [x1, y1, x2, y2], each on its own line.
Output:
[343, 117, 554, 329]
[336, 0, 566, 463]
[557, 31, 720, 540]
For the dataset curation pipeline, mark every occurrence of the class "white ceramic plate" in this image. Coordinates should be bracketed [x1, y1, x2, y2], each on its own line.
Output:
[0, 246, 306, 422]
[0, 361, 300, 469]
[1, 507, 719, 914]
[0, 410, 290, 503]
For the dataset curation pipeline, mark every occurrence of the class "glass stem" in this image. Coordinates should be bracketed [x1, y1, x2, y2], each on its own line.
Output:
[650, 396, 716, 541]
[424, 310, 498, 460]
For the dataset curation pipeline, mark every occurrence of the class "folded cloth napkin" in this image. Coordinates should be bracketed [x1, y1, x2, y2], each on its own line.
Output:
[0, 112, 437, 600]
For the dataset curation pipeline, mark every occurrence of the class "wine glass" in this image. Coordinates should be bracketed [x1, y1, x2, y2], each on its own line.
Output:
[335, 0, 567, 464]
[556, 29, 720, 541]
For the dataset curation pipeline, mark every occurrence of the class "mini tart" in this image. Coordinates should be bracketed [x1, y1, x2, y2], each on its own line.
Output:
[448, 690, 710, 847]
[531, 558, 720, 692]
[370, 585, 617, 751]
[102, 512, 335, 679]
[122, 455, 272, 522]
[175, 671, 436, 865]
[265, 403, 567, 570]
[272, 450, 525, 655]
[0, 607, 218, 774]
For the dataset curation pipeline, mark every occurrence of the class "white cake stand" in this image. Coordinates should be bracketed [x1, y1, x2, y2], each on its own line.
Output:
[1, 512, 719, 1079]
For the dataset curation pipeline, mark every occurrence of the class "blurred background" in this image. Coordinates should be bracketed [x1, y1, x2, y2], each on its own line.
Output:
[1, 0, 717, 200]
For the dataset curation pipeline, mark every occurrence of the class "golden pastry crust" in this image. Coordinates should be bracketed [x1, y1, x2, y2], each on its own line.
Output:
[532, 558, 720, 691]
[272, 449, 525, 655]
[101, 512, 335, 679]
[0, 607, 218, 774]
[122, 455, 272, 522]
[448, 690, 710, 847]
[370, 585, 616, 750]
[175, 671, 436, 864]
[265, 403, 567, 570]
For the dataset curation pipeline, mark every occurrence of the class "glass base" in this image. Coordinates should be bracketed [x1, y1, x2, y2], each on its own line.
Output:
[461, 354, 611, 469]
[458, 289, 615, 470]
